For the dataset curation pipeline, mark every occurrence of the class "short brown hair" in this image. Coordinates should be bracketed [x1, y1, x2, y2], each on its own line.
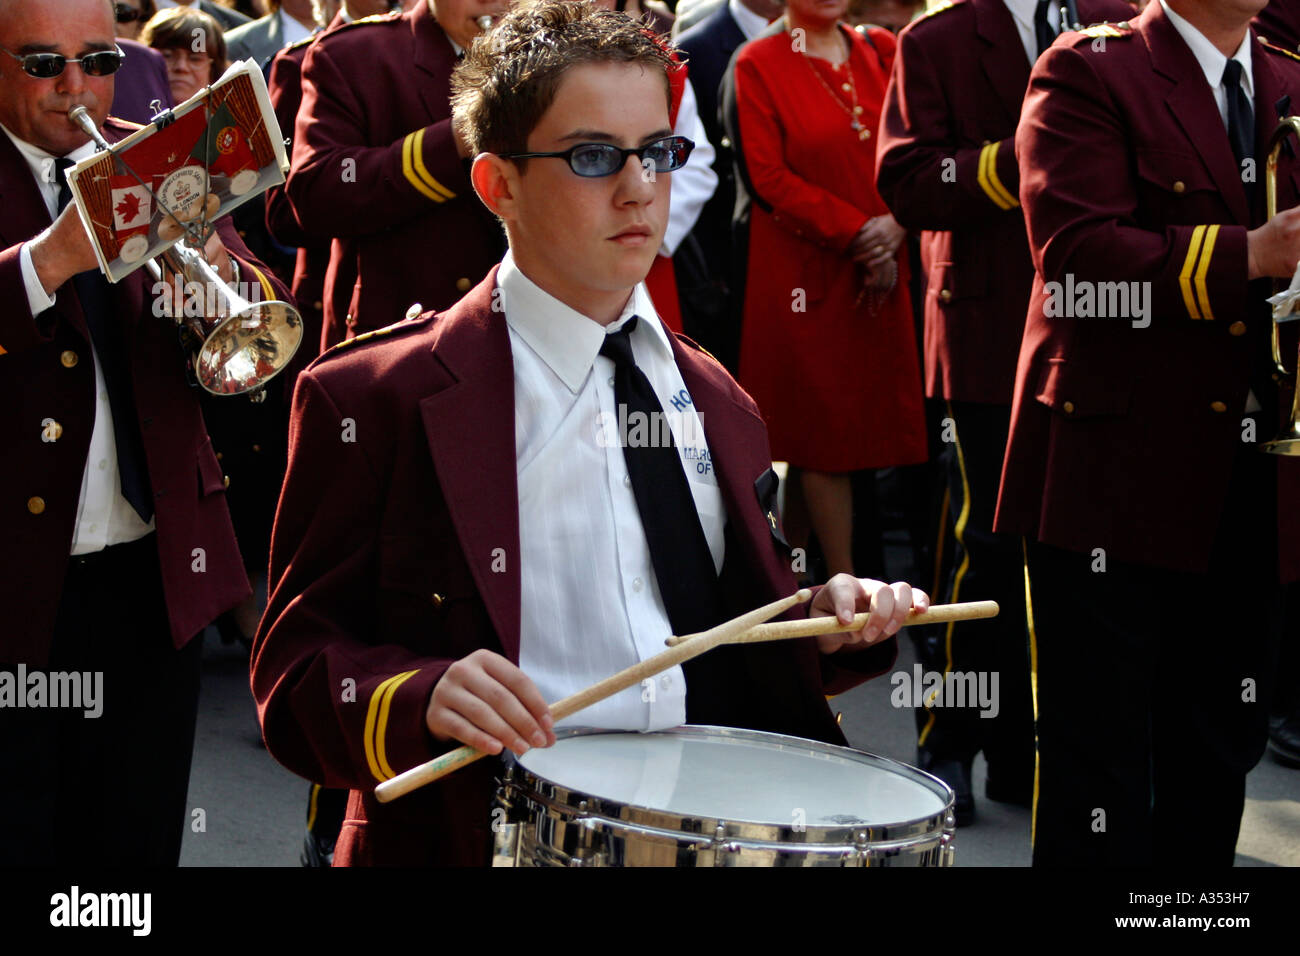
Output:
[451, 0, 675, 158]
[140, 6, 228, 83]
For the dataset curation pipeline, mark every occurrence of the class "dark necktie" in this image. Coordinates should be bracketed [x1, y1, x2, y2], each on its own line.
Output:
[56, 157, 154, 522]
[599, 316, 722, 637]
[1223, 59, 1259, 213]
[1223, 58, 1255, 170]
[1034, 0, 1056, 60]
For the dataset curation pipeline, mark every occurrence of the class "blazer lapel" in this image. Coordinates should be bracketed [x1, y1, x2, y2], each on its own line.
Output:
[975, 0, 1032, 130]
[419, 266, 523, 661]
[672, 340, 792, 599]
[1144, 3, 1251, 224]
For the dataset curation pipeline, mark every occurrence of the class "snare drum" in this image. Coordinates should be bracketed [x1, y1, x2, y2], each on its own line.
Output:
[491, 725, 956, 866]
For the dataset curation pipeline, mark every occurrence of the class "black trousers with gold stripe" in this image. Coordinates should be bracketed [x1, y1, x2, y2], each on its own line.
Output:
[915, 400, 1035, 796]
[1025, 438, 1280, 867]
[0, 533, 201, 866]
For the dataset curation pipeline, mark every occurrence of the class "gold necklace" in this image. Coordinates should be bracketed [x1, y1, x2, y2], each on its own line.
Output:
[798, 26, 869, 141]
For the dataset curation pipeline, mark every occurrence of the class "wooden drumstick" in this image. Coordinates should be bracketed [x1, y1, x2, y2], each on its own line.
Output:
[373, 589, 814, 803]
[662, 599, 1001, 646]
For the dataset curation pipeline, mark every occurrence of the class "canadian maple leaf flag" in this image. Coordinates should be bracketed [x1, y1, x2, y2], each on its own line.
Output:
[111, 183, 152, 232]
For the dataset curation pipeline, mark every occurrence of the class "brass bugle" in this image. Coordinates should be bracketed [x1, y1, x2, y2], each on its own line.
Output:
[1263, 117, 1300, 455]
[67, 105, 302, 398]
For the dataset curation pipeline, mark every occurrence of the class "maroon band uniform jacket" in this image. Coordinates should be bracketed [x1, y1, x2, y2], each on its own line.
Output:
[252, 268, 898, 866]
[286, 4, 504, 341]
[995, 4, 1300, 582]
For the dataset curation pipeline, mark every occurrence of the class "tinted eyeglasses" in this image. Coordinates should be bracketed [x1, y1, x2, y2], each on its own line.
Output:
[115, 3, 143, 23]
[0, 44, 125, 79]
[499, 135, 694, 178]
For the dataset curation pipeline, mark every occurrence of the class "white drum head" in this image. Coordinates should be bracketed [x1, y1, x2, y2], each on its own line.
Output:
[516, 727, 948, 828]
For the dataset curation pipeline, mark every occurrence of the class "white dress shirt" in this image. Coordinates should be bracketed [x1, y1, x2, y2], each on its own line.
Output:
[663, 78, 718, 257]
[1003, 0, 1061, 66]
[2, 123, 155, 554]
[502, 250, 727, 731]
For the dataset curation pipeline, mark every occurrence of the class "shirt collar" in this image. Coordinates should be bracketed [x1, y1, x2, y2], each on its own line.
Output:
[498, 249, 671, 394]
[1002, 0, 1059, 33]
[1160, 0, 1253, 99]
[0, 122, 99, 191]
[729, 0, 771, 41]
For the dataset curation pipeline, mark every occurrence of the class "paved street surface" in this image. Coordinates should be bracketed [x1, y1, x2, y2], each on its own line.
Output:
[181, 627, 1300, 867]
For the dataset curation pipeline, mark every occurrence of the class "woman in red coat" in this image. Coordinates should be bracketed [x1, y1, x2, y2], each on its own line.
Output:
[731, 0, 926, 575]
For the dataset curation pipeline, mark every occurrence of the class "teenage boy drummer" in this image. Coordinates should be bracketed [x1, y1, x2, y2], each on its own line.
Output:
[253, 0, 929, 866]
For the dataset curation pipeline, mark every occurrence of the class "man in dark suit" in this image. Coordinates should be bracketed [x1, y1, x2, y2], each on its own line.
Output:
[674, 0, 781, 370]
[998, 0, 1300, 865]
[226, 0, 319, 69]
[253, 0, 927, 866]
[0, 0, 288, 865]
[875, 0, 1131, 825]
[286, 0, 507, 341]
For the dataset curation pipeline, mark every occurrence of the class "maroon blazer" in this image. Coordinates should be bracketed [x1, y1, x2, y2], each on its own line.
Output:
[995, 4, 1300, 582]
[0, 118, 291, 666]
[252, 267, 898, 866]
[285, 4, 504, 339]
[875, 0, 1133, 406]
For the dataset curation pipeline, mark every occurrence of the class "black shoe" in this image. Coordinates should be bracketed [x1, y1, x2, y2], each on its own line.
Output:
[1268, 713, 1300, 767]
[917, 751, 974, 826]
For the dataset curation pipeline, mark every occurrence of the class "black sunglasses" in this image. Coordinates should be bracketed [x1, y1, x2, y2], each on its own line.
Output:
[499, 135, 694, 178]
[0, 44, 125, 79]
[115, 3, 143, 23]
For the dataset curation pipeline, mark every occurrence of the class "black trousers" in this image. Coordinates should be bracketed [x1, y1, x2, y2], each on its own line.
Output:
[1025, 433, 1280, 866]
[0, 534, 202, 866]
[914, 400, 1035, 794]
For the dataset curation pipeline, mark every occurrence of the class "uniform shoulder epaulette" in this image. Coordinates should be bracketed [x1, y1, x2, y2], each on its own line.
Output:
[1076, 21, 1131, 40]
[918, 0, 961, 21]
[331, 10, 402, 34]
[1261, 38, 1300, 64]
[283, 31, 320, 53]
[318, 313, 433, 360]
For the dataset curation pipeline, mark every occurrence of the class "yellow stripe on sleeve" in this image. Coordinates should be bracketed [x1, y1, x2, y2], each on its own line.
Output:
[248, 264, 275, 305]
[410, 128, 455, 201]
[374, 669, 419, 780]
[1193, 224, 1219, 321]
[982, 141, 1019, 209]
[402, 132, 446, 203]
[1179, 225, 1207, 319]
[977, 143, 1017, 211]
[363, 671, 418, 782]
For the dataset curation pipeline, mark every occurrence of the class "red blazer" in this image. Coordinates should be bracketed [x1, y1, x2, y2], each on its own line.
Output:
[876, 0, 1133, 406]
[0, 118, 291, 666]
[995, 4, 1300, 582]
[252, 267, 898, 866]
[285, 4, 504, 339]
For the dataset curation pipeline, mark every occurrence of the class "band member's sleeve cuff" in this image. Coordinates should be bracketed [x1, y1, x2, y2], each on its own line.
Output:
[1176, 223, 1246, 320]
[362, 665, 445, 783]
[977, 140, 1019, 210]
[402, 123, 461, 203]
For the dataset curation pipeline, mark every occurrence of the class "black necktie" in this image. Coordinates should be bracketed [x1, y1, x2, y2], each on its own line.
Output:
[600, 316, 722, 637]
[56, 158, 154, 522]
[1223, 59, 1258, 211]
[1034, 0, 1056, 60]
